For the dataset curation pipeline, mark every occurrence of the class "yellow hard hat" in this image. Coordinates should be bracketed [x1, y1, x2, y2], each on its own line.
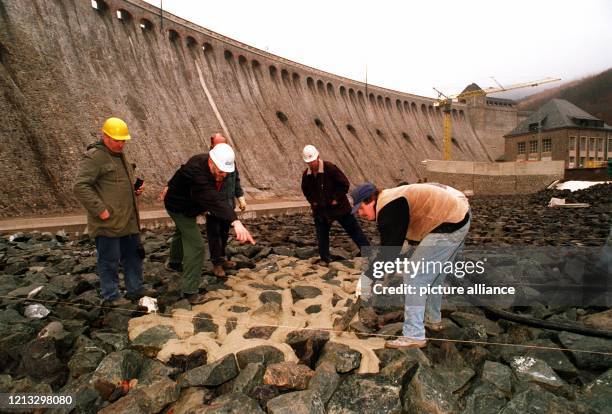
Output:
[102, 117, 131, 141]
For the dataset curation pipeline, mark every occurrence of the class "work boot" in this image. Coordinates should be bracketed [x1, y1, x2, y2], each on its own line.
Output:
[164, 259, 182, 273]
[222, 260, 237, 269]
[384, 337, 427, 349]
[213, 264, 226, 277]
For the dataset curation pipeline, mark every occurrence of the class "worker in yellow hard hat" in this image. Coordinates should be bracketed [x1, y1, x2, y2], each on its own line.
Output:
[100, 117, 131, 154]
[74, 117, 147, 306]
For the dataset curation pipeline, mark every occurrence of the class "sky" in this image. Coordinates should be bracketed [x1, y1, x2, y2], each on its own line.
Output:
[143, 0, 612, 99]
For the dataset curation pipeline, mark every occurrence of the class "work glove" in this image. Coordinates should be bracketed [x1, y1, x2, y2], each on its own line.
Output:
[238, 196, 247, 211]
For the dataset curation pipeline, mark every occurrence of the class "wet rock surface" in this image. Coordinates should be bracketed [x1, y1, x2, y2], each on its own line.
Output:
[0, 185, 610, 412]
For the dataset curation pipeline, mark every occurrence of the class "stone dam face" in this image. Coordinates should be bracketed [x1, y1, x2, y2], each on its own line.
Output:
[0, 0, 508, 217]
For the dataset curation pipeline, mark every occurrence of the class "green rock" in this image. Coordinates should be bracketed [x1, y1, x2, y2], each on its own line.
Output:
[193, 312, 219, 334]
[137, 378, 181, 413]
[437, 366, 475, 393]
[558, 332, 612, 371]
[68, 344, 106, 379]
[461, 346, 491, 370]
[380, 355, 418, 384]
[138, 358, 179, 385]
[267, 390, 324, 414]
[0, 308, 28, 324]
[259, 291, 282, 305]
[579, 368, 612, 414]
[9, 376, 53, 394]
[374, 347, 431, 369]
[168, 387, 216, 414]
[327, 375, 401, 414]
[219, 362, 264, 395]
[522, 338, 578, 375]
[91, 350, 143, 400]
[316, 342, 361, 373]
[0, 375, 12, 392]
[509, 356, 565, 389]
[97, 389, 152, 414]
[291, 285, 322, 302]
[205, 392, 264, 413]
[179, 354, 239, 387]
[402, 364, 458, 414]
[236, 345, 285, 368]
[49, 373, 101, 414]
[92, 331, 129, 353]
[130, 325, 178, 357]
[285, 329, 330, 367]
[463, 382, 507, 414]
[482, 360, 513, 395]
[450, 311, 502, 336]
[308, 361, 340, 404]
[500, 387, 579, 414]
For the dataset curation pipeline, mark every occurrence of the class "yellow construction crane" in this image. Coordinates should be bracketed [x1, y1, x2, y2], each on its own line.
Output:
[433, 77, 561, 160]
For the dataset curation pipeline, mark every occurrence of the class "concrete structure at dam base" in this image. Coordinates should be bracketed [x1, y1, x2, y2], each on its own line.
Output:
[426, 160, 565, 195]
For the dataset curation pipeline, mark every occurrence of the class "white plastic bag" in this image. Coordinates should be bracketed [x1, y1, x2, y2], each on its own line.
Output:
[138, 296, 158, 313]
[25, 304, 50, 319]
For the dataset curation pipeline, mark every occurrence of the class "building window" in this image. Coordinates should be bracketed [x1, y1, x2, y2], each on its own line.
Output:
[579, 157, 586, 167]
[569, 156, 575, 166]
[589, 138, 595, 152]
[542, 138, 552, 152]
[529, 140, 538, 153]
[568, 136, 576, 150]
[580, 137, 586, 151]
[517, 142, 526, 154]
[597, 138, 604, 152]
[608, 138, 612, 153]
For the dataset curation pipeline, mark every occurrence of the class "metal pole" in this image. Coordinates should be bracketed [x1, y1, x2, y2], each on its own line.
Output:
[160, 0, 164, 32]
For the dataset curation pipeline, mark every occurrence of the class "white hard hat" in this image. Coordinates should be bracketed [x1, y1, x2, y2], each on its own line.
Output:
[302, 144, 319, 163]
[209, 143, 235, 173]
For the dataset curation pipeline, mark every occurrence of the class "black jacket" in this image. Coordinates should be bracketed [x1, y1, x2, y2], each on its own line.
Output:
[164, 153, 238, 222]
[301, 160, 351, 221]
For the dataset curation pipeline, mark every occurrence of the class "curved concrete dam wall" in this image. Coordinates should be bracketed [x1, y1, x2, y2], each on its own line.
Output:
[0, 0, 495, 218]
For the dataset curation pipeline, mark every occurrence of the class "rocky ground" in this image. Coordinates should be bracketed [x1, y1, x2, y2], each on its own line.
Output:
[0, 184, 610, 413]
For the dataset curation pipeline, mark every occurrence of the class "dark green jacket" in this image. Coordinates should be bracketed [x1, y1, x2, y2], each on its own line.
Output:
[73, 141, 140, 238]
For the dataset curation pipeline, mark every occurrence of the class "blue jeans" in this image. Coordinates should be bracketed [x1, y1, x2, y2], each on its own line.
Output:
[402, 215, 471, 340]
[314, 213, 370, 261]
[95, 234, 143, 300]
